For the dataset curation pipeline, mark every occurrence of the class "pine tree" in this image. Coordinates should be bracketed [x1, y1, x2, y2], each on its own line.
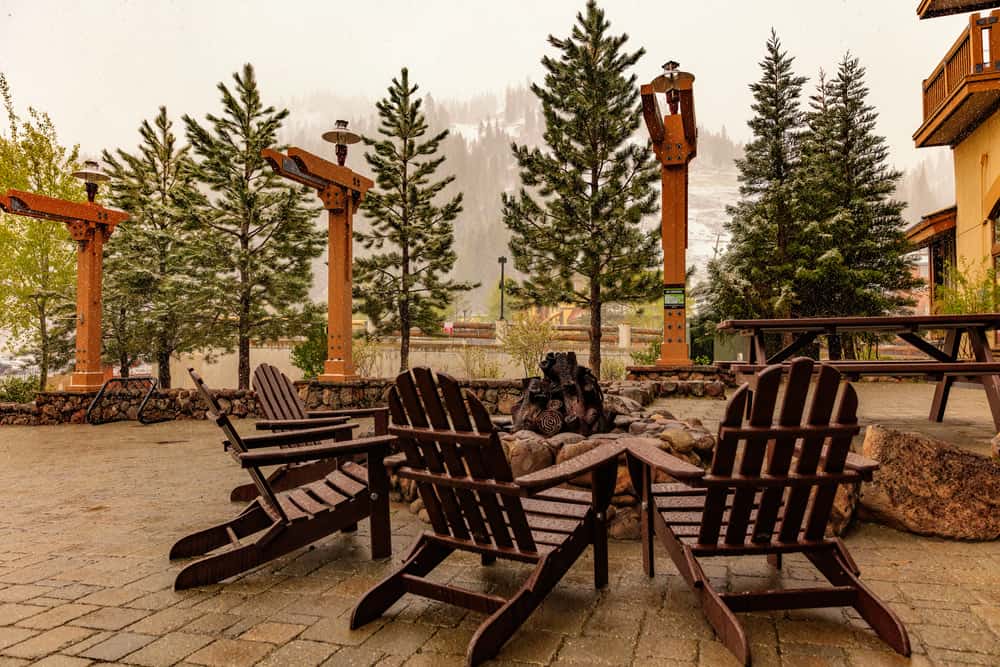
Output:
[0, 74, 83, 390]
[184, 64, 324, 389]
[501, 0, 661, 376]
[101, 107, 223, 386]
[794, 54, 920, 356]
[354, 67, 476, 372]
[703, 31, 807, 324]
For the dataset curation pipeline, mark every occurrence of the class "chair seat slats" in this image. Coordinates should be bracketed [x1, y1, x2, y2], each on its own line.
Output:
[532, 487, 592, 505]
[521, 497, 589, 519]
[341, 461, 369, 484]
[327, 470, 366, 498]
[304, 481, 348, 507]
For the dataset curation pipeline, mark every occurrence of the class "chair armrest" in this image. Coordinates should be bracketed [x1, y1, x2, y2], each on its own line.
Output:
[255, 417, 352, 430]
[240, 423, 361, 450]
[515, 441, 626, 492]
[385, 452, 407, 470]
[626, 440, 706, 481]
[307, 407, 388, 419]
[792, 443, 880, 481]
[238, 435, 396, 468]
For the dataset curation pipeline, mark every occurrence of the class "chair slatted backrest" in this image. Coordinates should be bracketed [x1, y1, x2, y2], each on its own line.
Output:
[697, 357, 859, 549]
[389, 367, 537, 554]
[188, 368, 288, 523]
[253, 364, 308, 421]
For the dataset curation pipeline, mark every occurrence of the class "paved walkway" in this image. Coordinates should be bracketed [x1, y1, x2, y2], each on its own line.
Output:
[0, 397, 998, 666]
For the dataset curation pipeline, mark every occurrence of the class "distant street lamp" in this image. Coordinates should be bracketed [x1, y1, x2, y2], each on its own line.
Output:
[498, 256, 507, 321]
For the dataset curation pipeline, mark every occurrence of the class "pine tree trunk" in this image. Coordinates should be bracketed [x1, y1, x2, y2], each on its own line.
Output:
[119, 352, 130, 378]
[37, 303, 48, 392]
[157, 349, 172, 388]
[399, 219, 410, 372]
[589, 283, 602, 378]
[828, 334, 843, 361]
[237, 285, 251, 390]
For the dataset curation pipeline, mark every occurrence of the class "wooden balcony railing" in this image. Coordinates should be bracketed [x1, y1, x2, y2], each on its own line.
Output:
[922, 10, 1000, 122]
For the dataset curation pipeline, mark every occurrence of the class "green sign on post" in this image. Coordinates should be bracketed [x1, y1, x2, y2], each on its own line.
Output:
[663, 284, 685, 310]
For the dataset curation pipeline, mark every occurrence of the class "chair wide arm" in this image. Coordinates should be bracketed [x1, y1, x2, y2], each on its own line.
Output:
[238, 435, 396, 468]
[240, 423, 362, 450]
[626, 440, 706, 481]
[515, 441, 626, 493]
[307, 407, 390, 435]
[255, 417, 353, 431]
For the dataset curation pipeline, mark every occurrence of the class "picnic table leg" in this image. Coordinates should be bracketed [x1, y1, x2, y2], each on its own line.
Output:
[928, 329, 960, 424]
[967, 327, 1000, 431]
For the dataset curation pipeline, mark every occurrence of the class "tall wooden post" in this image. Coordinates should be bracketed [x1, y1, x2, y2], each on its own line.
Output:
[0, 191, 127, 391]
[262, 147, 373, 381]
[641, 62, 698, 367]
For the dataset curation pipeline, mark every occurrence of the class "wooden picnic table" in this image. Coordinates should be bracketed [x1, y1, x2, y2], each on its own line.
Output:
[717, 313, 1000, 430]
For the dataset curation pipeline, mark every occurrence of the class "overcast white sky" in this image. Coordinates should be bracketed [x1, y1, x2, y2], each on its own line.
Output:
[0, 0, 968, 168]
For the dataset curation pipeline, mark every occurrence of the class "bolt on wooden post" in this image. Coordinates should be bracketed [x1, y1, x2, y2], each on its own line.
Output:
[641, 61, 698, 366]
[263, 121, 373, 381]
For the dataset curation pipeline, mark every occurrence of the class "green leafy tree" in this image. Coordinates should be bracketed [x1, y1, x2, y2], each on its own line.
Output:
[703, 31, 807, 324]
[794, 54, 919, 357]
[0, 74, 83, 390]
[102, 107, 223, 385]
[183, 64, 324, 389]
[354, 67, 476, 371]
[501, 1, 661, 377]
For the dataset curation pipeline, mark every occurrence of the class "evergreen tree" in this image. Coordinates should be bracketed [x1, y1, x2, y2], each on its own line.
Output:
[703, 31, 807, 324]
[501, 0, 661, 376]
[101, 107, 223, 386]
[184, 64, 324, 389]
[0, 74, 83, 390]
[354, 67, 476, 371]
[794, 54, 919, 356]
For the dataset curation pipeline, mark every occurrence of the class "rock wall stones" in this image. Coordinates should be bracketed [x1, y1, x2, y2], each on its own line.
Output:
[626, 364, 737, 389]
[859, 424, 1000, 540]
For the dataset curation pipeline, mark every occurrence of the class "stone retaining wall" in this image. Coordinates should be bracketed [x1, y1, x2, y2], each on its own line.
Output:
[626, 364, 738, 387]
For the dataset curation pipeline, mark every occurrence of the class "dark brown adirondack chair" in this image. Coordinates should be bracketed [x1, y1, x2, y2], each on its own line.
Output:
[224, 363, 389, 502]
[351, 367, 625, 667]
[169, 369, 394, 590]
[626, 357, 910, 665]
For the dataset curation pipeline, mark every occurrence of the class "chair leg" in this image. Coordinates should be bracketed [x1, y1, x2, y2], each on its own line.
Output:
[768, 553, 783, 570]
[481, 554, 497, 566]
[698, 581, 751, 666]
[807, 549, 911, 656]
[169, 505, 269, 559]
[351, 536, 452, 629]
[369, 458, 392, 560]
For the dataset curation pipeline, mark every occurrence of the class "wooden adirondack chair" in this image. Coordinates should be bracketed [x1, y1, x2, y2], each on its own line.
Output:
[169, 369, 395, 590]
[351, 367, 625, 667]
[626, 357, 910, 665]
[225, 363, 390, 502]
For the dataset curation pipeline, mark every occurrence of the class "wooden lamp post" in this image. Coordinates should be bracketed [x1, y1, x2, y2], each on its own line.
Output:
[263, 121, 373, 382]
[642, 61, 698, 366]
[0, 161, 128, 391]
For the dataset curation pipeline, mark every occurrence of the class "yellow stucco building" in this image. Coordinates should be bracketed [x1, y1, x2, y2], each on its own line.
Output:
[908, 1, 1000, 305]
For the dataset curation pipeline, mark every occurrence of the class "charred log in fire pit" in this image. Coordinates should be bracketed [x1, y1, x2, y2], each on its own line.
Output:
[511, 351, 611, 436]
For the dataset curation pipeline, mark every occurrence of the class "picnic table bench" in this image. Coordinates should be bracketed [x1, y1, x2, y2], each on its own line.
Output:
[717, 314, 1000, 430]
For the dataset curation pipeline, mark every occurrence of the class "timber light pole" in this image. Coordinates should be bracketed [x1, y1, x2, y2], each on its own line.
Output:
[498, 255, 507, 321]
[0, 160, 128, 391]
[642, 61, 697, 366]
[262, 120, 373, 381]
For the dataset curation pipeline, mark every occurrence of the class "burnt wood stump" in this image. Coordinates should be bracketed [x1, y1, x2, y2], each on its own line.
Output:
[511, 351, 611, 436]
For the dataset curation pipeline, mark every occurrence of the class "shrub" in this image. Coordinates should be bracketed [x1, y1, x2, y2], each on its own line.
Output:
[290, 320, 326, 380]
[0, 376, 39, 403]
[353, 336, 382, 377]
[455, 343, 501, 379]
[935, 260, 1000, 314]
[500, 311, 557, 377]
[600, 359, 626, 381]
[630, 340, 660, 366]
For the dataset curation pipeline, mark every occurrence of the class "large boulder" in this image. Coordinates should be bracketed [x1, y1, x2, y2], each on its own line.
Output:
[508, 438, 555, 477]
[859, 425, 1000, 540]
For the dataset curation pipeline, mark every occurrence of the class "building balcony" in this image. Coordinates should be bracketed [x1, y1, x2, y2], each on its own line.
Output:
[918, 1, 1000, 20]
[914, 9, 1000, 147]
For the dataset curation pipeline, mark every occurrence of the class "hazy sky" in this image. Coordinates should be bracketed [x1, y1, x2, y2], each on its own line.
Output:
[0, 0, 967, 169]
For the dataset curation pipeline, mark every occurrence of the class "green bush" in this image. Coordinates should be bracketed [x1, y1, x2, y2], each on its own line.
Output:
[455, 344, 502, 379]
[630, 340, 660, 366]
[0, 376, 39, 403]
[600, 358, 626, 381]
[290, 320, 327, 380]
[500, 311, 557, 377]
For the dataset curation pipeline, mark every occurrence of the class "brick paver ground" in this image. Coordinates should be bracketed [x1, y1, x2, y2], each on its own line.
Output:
[0, 384, 998, 666]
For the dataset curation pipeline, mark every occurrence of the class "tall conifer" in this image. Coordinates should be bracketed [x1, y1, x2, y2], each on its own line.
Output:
[501, 0, 661, 376]
[354, 68, 475, 372]
[184, 64, 323, 389]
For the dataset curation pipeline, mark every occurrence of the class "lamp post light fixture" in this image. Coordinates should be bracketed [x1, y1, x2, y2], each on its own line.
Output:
[322, 119, 362, 167]
[498, 256, 507, 321]
[640, 60, 697, 367]
[72, 159, 110, 203]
